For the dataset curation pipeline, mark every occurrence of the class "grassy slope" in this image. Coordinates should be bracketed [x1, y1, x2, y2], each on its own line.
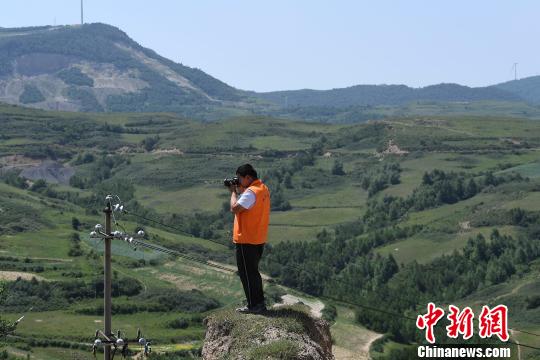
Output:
[2, 104, 540, 358]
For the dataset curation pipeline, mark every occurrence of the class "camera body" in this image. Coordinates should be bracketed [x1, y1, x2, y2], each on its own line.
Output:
[223, 177, 240, 187]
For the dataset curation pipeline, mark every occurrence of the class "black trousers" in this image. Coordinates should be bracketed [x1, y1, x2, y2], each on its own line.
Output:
[235, 243, 265, 307]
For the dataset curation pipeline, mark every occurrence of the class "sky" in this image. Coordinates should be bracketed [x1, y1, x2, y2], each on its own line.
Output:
[1, 0, 538, 92]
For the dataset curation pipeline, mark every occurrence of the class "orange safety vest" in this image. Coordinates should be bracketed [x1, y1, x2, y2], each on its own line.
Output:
[233, 179, 270, 245]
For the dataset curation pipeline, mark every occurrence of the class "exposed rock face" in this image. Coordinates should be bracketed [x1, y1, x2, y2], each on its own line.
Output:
[202, 307, 334, 360]
[0, 24, 245, 116]
[19, 160, 74, 185]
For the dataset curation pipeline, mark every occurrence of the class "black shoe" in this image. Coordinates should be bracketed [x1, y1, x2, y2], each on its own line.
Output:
[249, 303, 267, 314]
[235, 303, 266, 314]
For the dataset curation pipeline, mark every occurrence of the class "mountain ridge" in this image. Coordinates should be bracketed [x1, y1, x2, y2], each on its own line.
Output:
[0, 23, 539, 121]
[0, 23, 250, 118]
[255, 82, 523, 108]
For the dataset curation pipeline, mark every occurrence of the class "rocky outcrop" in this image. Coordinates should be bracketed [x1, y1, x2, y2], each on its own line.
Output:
[202, 306, 334, 360]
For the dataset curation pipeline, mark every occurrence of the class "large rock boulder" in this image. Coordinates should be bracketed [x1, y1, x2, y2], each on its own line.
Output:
[202, 306, 334, 360]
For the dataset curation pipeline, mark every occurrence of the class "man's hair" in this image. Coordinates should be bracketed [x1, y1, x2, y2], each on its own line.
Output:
[236, 164, 258, 179]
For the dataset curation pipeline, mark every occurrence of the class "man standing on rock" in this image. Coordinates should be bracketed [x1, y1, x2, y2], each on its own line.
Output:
[228, 164, 270, 314]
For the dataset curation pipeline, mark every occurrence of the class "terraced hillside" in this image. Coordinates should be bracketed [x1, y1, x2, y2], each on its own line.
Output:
[1, 103, 539, 358]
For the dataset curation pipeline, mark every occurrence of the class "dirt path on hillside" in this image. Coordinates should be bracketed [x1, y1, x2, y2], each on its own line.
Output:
[7, 256, 73, 262]
[330, 306, 384, 360]
[493, 279, 534, 302]
[510, 330, 522, 360]
[273, 294, 325, 318]
[0, 271, 46, 281]
[384, 120, 476, 137]
[332, 325, 384, 360]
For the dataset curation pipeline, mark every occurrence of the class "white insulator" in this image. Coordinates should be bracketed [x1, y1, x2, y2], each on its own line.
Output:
[106, 195, 113, 200]
[137, 230, 145, 236]
[90, 231, 97, 237]
[94, 339, 103, 347]
[113, 204, 120, 211]
[138, 338, 146, 346]
[124, 237, 129, 242]
[116, 338, 125, 346]
[119, 205, 124, 212]
[95, 224, 103, 230]
[129, 237, 134, 243]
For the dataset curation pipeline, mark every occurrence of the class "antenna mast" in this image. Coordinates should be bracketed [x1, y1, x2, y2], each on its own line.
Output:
[513, 62, 518, 81]
[81, 0, 84, 25]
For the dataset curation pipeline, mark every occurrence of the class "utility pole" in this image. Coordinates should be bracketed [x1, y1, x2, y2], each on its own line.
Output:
[90, 196, 149, 358]
[103, 201, 112, 360]
[513, 62, 518, 81]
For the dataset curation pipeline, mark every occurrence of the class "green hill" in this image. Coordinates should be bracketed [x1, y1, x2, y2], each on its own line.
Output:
[493, 75, 540, 104]
[2, 23, 540, 124]
[256, 83, 521, 108]
[1, 104, 540, 358]
[0, 24, 251, 118]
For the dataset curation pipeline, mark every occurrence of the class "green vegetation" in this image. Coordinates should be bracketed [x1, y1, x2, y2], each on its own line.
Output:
[0, 284, 15, 339]
[1, 102, 540, 358]
[19, 84, 45, 104]
[57, 67, 93, 87]
[359, 162, 401, 196]
[258, 83, 521, 108]
[2, 276, 143, 312]
[65, 86, 102, 112]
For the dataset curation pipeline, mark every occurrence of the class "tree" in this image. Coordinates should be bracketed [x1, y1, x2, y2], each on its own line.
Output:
[484, 172, 497, 186]
[283, 173, 293, 189]
[71, 217, 81, 230]
[69, 174, 86, 189]
[0, 284, 15, 338]
[332, 160, 345, 176]
[30, 179, 47, 192]
[465, 178, 478, 198]
[271, 187, 291, 211]
[422, 172, 433, 185]
[141, 135, 160, 152]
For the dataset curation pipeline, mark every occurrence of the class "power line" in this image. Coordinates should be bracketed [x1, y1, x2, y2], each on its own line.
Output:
[121, 209, 540, 340]
[114, 224, 540, 348]
[110, 214, 422, 322]
[124, 209, 530, 311]
[127, 238, 540, 351]
[123, 209, 231, 249]
[100, 188, 540, 351]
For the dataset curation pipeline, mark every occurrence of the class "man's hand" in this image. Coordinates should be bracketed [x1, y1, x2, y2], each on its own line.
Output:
[231, 202, 247, 214]
[228, 185, 245, 194]
[230, 190, 247, 214]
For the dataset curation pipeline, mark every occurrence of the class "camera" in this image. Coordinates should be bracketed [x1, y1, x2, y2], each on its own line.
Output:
[223, 177, 240, 187]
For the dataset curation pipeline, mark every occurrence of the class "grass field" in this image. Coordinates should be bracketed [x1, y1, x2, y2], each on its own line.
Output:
[2, 104, 540, 359]
[135, 184, 226, 215]
[331, 304, 383, 359]
[376, 226, 517, 265]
